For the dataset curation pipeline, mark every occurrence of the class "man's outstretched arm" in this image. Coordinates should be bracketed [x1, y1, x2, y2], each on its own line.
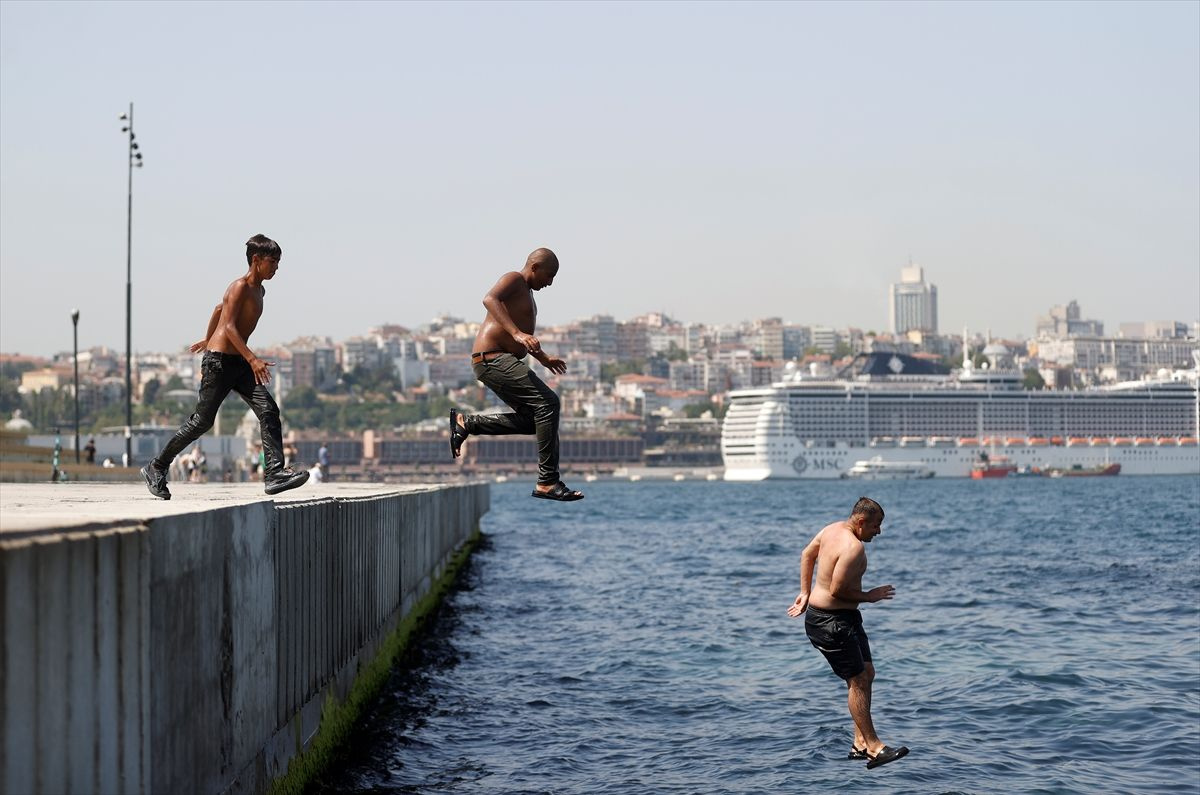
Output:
[829, 550, 895, 605]
[787, 533, 821, 616]
[189, 305, 222, 353]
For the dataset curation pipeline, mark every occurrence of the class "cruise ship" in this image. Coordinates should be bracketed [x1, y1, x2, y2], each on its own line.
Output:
[721, 349, 1200, 480]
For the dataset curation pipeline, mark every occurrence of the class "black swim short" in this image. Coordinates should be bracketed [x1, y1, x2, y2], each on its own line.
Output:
[805, 606, 872, 680]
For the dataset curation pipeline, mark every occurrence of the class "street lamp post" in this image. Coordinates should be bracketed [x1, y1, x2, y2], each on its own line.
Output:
[119, 103, 143, 467]
[71, 309, 80, 463]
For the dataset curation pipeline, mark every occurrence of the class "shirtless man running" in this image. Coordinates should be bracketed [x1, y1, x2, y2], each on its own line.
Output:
[787, 497, 908, 770]
[449, 248, 583, 501]
[140, 234, 309, 499]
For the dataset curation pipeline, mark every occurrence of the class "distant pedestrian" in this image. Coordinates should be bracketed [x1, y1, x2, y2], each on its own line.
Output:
[140, 234, 309, 500]
[84, 438, 96, 464]
[51, 428, 61, 482]
[449, 248, 583, 502]
[318, 443, 330, 481]
[787, 497, 908, 770]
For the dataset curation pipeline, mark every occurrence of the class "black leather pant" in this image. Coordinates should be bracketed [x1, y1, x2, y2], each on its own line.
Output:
[467, 353, 561, 485]
[155, 351, 284, 475]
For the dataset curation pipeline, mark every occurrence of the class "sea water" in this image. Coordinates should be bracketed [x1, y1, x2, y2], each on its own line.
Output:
[312, 476, 1200, 795]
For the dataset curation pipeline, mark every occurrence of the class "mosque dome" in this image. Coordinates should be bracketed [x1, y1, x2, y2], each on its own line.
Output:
[5, 409, 33, 431]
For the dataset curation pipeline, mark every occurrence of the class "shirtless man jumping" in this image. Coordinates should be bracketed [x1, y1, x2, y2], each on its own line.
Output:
[140, 234, 309, 499]
[787, 497, 908, 770]
[449, 248, 583, 501]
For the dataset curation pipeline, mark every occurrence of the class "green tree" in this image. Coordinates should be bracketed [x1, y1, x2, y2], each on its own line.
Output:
[1022, 368, 1046, 390]
[601, 359, 645, 382]
[665, 343, 689, 362]
[682, 401, 716, 419]
[0, 377, 21, 414]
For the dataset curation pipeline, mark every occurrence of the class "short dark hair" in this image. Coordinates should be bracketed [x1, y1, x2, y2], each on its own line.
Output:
[246, 234, 281, 265]
[850, 496, 884, 524]
[527, 247, 558, 270]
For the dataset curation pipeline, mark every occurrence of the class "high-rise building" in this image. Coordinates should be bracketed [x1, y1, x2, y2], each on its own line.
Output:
[1036, 300, 1104, 338]
[889, 265, 938, 335]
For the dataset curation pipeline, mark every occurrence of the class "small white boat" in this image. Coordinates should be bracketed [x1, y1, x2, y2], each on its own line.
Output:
[673, 473, 686, 481]
[842, 457, 934, 480]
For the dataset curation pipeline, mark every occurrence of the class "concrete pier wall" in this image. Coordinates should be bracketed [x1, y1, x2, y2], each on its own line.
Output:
[0, 483, 489, 795]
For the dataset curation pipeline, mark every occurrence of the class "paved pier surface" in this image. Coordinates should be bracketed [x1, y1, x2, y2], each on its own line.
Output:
[0, 481, 447, 535]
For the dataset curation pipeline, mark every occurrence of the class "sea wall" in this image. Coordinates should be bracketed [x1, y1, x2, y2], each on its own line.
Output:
[0, 483, 489, 794]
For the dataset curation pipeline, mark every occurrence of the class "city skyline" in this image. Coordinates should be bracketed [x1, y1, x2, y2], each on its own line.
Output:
[5, 294, 1195, 364]
[2, 2, 1198, 358]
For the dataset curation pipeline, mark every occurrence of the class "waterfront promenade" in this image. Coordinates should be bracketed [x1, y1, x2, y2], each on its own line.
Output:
[0, 481, 489, 795]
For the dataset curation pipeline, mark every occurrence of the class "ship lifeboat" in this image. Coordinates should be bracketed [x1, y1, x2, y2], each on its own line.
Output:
[1134, 437, 1155, 446]
[870, 437, 897, 448]
[1089, 438, 1110, 446]
[899, 436, 924, 447]
[928, 437, 956, 447]
[1179, 438, 1198, 447]
[1066, 437, 1089, 447]
[1111, 437, 1132, 446]
[1005, 437, 1026, 447]
[981, 436, 1001, 447]
[1050, 436, 1064, 446]
[957, 438, 979, 447]
[1028, 437, 1049, 447]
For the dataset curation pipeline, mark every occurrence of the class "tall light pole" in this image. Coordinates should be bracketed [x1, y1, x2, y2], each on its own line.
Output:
[119, 103, 143, 467]
[71, 309, 80, 463]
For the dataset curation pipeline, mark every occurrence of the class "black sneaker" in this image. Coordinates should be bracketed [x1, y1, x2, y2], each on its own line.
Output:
[141, 461, 171, 500]
[264, 466, 310, 496]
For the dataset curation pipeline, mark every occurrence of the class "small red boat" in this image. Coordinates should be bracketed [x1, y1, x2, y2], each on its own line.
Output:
[970, 453, 1017, 479]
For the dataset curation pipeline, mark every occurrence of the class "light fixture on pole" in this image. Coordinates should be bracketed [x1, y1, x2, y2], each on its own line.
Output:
[71, 309, 80, 463]
[119, 103, 144, 467]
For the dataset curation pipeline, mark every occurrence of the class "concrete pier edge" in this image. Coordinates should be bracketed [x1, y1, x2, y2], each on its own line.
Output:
[268, 526, 482, 795]
[0, 483, 490, 795]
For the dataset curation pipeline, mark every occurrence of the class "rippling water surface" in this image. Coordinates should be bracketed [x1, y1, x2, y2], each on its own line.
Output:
[312, 476, 1200, 795]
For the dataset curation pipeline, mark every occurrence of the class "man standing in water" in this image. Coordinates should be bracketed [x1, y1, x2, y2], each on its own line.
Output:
[787, 497, 908, 769]
[140, 234, 309, 500]
[449, 248, 583, 501]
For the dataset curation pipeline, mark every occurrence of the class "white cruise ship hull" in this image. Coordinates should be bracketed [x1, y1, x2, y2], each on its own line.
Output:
[723, 441, 1199, 480]
[720, 354, 1200, 481]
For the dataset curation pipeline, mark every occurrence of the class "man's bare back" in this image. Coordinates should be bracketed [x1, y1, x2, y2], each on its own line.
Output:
[807, 521, 871, 610]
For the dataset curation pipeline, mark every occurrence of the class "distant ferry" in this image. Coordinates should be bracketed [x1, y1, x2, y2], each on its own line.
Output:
[843, 457, 934, 480]
[722, 350, 1200, 480]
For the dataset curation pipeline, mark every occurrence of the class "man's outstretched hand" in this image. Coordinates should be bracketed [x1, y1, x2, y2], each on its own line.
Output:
[787, 592, 809, 617]
[250, 357, 276, 385]
[513, 332, 542, 355]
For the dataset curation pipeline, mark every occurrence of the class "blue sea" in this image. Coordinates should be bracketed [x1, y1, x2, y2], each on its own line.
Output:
[311, 476, 1200, 795]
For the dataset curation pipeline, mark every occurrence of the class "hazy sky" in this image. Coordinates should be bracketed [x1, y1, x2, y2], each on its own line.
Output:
[2, 1, 1197, 358]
